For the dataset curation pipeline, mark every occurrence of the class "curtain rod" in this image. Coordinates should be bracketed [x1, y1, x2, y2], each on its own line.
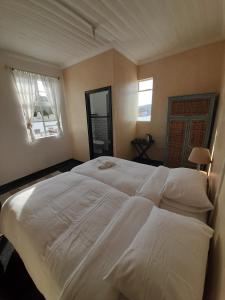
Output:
[5, 65, 60, 80]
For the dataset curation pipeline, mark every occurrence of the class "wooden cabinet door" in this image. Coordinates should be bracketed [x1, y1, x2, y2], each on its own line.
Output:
[183, 119, 208, 168]
[167, 120, 187, 168]
[166, 93, 217, 168]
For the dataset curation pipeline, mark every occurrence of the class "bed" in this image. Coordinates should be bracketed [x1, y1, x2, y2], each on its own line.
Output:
[72, 157, 211, 222]
[0, 157, 214, 300]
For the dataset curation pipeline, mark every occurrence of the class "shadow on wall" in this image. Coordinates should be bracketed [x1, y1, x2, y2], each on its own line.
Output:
[204, 162, 225, 300]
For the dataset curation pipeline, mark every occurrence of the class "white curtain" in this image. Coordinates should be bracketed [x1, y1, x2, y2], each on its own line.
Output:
[12, 69, 37, 141]
[39, 74, 63, 134]
[12, 69, 62, 141]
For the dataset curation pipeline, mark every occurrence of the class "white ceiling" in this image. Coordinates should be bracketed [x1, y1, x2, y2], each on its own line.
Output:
[0, 0, 224, 68]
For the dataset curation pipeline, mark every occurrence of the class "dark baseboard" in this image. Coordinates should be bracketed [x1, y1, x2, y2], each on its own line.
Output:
[0, 159, 83, 195]
[0, 157, 163, 196]
[133, 157, 164, 167]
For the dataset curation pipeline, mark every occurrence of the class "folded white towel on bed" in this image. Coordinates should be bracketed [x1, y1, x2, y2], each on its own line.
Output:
[98, 160, 116, 169]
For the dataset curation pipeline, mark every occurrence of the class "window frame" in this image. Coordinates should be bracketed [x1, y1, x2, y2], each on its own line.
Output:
[137, 78, 153, 122]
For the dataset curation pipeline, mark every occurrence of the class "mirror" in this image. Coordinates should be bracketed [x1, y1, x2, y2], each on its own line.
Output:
[85, 86, 113, 159]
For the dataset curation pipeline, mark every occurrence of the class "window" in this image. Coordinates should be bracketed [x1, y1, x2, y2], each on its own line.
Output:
[12, 69, 62, 141]
[32, 80, 60, 139]
[137, 78, 153, 121]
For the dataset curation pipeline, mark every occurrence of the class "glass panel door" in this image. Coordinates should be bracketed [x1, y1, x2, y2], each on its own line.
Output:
[85, 86, 113, 159]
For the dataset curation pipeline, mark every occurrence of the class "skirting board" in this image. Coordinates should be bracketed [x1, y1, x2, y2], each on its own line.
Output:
[0, 159, 82, 196]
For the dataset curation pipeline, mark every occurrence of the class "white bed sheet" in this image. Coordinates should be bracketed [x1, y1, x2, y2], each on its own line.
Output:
[72, 156, 156, 196]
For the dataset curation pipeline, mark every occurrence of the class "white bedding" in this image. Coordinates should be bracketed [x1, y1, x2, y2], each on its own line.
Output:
[104, 207, 213, 300]
[72, 159, 209, 221]
[0, 172, 137, 300]
[0, 157, 211, 300]
[72, 156, 156, 196]
[160, 198, 208, 222]
[60, 196, 154, 300]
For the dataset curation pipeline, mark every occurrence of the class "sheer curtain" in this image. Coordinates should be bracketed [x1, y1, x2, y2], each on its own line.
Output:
[12, 69, 37, 141]
[12, 68, 62, 141]
[39, 74, 63, 134]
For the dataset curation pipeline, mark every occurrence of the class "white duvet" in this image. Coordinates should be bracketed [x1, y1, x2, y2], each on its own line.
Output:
[0, 171, 153, 300]
[60, 196, 154, 300]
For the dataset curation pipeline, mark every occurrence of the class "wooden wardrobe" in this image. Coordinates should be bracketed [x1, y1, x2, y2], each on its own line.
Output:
[165, 93, 217, 168]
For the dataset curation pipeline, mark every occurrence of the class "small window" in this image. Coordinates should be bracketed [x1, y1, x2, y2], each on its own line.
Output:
[12, 69, 62, 141]
[137, 78, 153, 121]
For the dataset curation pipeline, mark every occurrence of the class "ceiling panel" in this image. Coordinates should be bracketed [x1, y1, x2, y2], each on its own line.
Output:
[0, 0, 224, 67]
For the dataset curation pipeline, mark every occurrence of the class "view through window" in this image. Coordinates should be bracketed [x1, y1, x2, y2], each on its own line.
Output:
[137, 78, 153, 121]
[32, 80, 59, 139]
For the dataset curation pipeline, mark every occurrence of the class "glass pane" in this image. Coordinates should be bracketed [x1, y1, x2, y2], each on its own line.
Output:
[33, 90, 59, 138]
[32, 121, 45, 138]
[138, 90, 152, 106]
[138, 79, 153, 91]
[35, 96, 50, 111]
[90, 91, 109, 116]
[137, 90, 152, 121]
[33, 111, 43, 122]
[34, 96, 56, 121]
[45, 120, 59, 136]
[138, 104, 151, 121]
[37, 80, 47, 96]
[43, 111, 57, 121]
[87, 89, 112, 158]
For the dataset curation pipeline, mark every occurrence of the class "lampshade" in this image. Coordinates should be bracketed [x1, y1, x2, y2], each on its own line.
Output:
[188, 147, 211, 164]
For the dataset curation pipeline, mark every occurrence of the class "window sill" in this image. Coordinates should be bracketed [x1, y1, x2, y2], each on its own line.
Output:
[34, 134, 59, 141]
[136, 120, 151, 123]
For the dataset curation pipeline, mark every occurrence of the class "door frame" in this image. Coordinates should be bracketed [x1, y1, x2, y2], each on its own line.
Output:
[85, 86, 113, 159]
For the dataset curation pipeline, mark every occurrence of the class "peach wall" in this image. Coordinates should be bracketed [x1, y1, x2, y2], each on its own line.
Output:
[205, 48, 225, 300]
[63, 49, 137, 161]
[208, 52, 225, 197]
[137, 42, 224, 161]
[63, 50, 114, 162]
[113, 51, 138, 159]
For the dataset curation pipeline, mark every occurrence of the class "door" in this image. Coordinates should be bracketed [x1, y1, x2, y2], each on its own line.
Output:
[85, 86, 113, 159]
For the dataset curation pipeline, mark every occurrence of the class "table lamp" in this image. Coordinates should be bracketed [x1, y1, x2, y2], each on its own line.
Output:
[188, 147, 211, 170]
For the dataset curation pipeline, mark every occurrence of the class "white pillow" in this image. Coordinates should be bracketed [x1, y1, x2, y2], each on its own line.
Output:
[162, 168, 213, 211]
[160, 198, 208, 222]
[104, 207, 213, 300]
[136, 166, 170, 205]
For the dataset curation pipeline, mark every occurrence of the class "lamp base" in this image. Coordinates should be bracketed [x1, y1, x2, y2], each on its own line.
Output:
[197, 164, 201, 171]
